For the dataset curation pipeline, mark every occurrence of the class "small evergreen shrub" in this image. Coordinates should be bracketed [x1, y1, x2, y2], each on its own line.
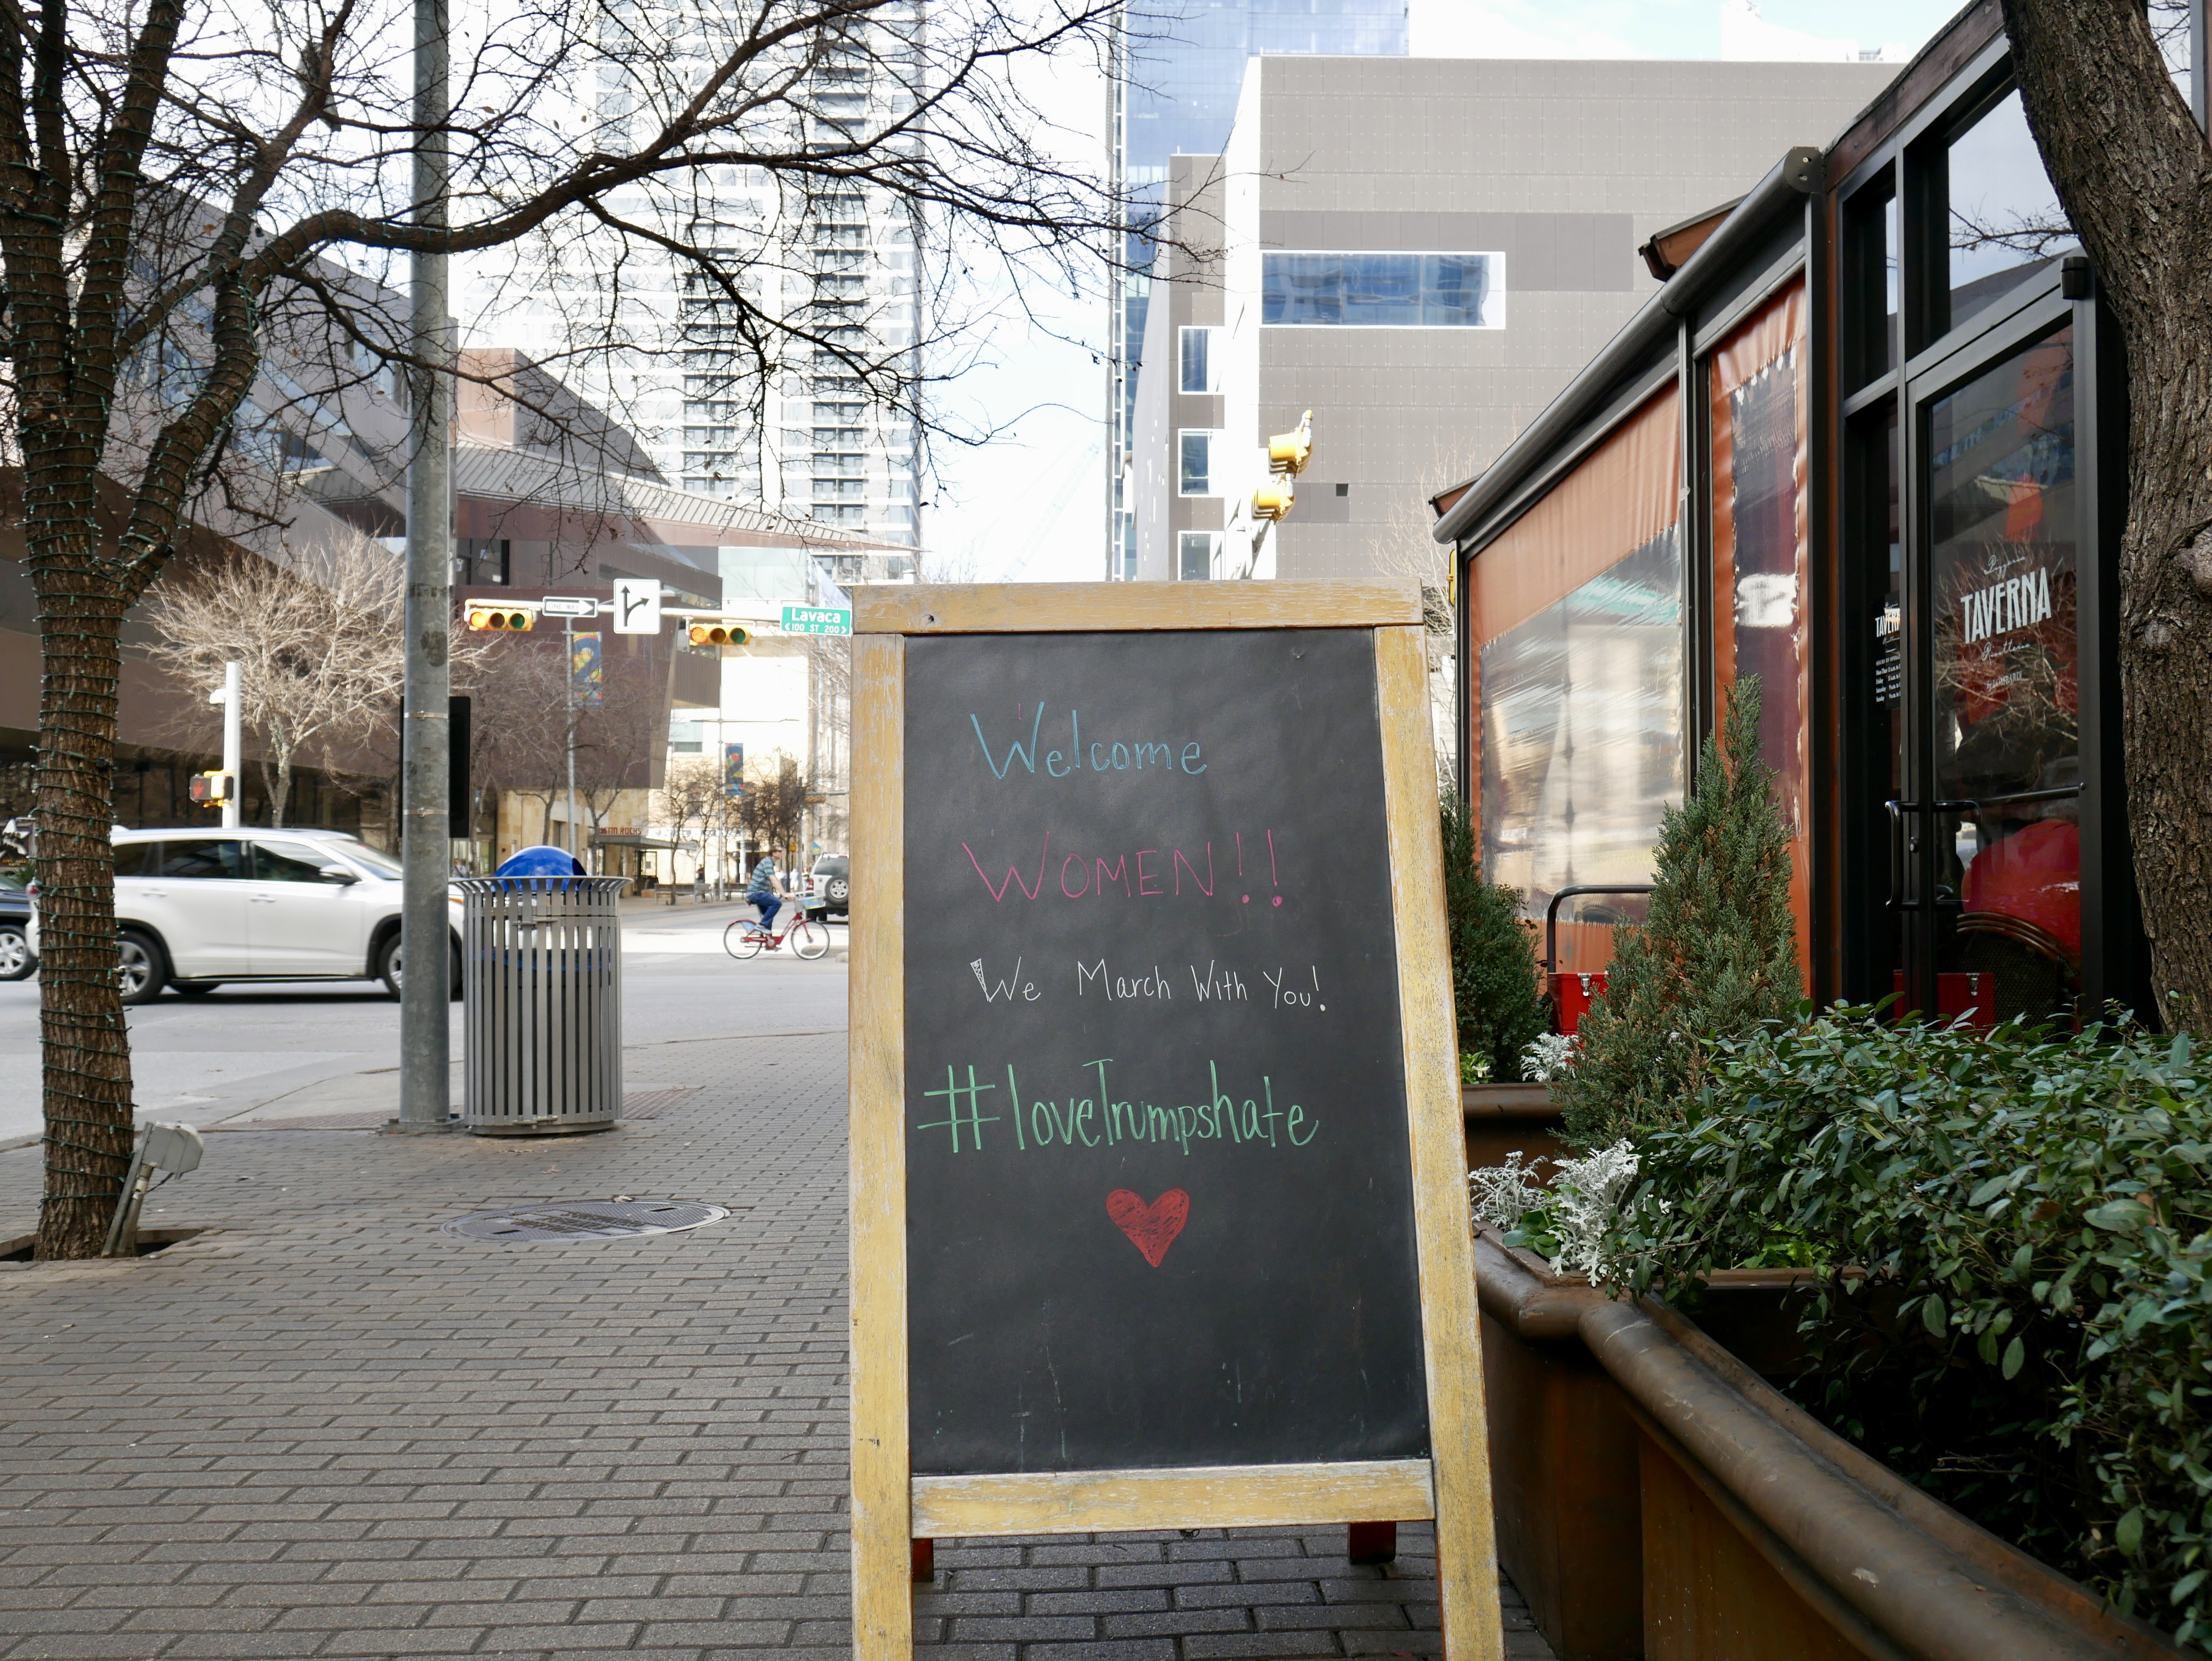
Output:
[1440, 795, 1545, 1083]
[1609, 1010, 2212, 1652]
[1555, 675, 1800, 1147]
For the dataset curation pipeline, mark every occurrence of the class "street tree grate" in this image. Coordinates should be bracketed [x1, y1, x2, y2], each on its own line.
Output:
[442, 1200, 729, 1242]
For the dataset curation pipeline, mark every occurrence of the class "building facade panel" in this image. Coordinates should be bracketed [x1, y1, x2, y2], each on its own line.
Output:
[1144, 53, 1896, 587]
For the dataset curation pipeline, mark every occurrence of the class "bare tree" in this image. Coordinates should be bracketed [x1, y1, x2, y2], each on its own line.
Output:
[571, 661, 661, 857]
[139, 540, 490, 826]
[657, 752, 742, 897]
[465, 640, 578, 848]
[2000, 0, 2212, 1029]
[735, 749, 810, 868]
[9, 0, 1128, 1254]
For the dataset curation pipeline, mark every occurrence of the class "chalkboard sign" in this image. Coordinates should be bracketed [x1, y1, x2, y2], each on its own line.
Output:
[849, 585, 1497, 1661]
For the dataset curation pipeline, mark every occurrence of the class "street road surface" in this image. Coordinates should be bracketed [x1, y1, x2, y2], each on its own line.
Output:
[0, 904, 845, 1147]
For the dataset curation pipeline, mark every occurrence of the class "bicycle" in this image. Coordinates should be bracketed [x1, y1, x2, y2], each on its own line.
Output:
[724, 905, 829, 961]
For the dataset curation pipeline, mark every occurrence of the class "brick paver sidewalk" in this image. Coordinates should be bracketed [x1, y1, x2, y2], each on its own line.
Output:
[0, 1030, 1551, 1660]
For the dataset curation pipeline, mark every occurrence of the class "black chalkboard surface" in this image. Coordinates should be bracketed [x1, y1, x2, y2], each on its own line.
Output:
[902, 628, 1430, 1475]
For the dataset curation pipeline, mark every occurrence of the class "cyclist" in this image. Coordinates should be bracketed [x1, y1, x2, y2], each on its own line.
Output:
[746, 855, 788, 936]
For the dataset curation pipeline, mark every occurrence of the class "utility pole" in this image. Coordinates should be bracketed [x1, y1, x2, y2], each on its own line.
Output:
[219, 661, 241, 830]
[395, 0, 452, 1134]
[564, 616, 579, 864]
[2195, 0, 2208, 136]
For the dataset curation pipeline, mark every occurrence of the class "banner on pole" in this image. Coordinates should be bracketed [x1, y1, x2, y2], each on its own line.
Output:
[571, 632, 603, 706]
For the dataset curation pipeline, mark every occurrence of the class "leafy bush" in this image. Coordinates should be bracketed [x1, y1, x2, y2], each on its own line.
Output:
[1440, 795, 1545, 1083]
[1555, 676, 1799, 1147]
[1610, 1008, 2212, 1650]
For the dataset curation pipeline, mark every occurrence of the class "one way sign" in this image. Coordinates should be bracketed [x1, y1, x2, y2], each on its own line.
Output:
[610, 578, 662, 636]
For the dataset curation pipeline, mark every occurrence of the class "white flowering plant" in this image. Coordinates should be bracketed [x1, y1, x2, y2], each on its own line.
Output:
[1522, 1031, 1577, 1082]
[1467, 1139, 1642, 1281]
[1459, 1051, 1493, 1084]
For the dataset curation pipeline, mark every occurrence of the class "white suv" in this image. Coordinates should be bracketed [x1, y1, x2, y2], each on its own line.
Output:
[27, 828, 462, 1004]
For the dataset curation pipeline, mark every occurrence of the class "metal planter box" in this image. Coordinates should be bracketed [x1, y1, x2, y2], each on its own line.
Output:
[1472, 1228, 2185, 1661]
[457, 876, 627, 1136]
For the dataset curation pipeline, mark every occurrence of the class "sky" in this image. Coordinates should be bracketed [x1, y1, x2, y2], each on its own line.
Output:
[922, 0, 1969, 585]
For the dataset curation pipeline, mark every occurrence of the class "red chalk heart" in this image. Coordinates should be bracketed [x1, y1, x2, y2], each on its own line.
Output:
[1106, 1188, 1190, 1267]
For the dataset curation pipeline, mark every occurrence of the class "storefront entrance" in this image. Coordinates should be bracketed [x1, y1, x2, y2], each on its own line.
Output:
[1862, 294, 2129, 1025]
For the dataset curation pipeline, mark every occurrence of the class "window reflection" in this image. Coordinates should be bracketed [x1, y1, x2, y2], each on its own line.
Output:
[1262, 252, 1504, 327]
[1480, 531, 1684, 973]
[1928, 325, 2080, 1023]
[1946, 89, 2076, 335]
[1710, 285, 1808, 963]
[1178, 430, 1216, 495]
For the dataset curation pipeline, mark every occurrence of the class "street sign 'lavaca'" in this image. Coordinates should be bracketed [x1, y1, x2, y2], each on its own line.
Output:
[847, 583, 1500, 1660]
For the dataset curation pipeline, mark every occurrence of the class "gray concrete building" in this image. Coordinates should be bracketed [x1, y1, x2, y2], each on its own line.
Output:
[1130, 54, 1899, 583]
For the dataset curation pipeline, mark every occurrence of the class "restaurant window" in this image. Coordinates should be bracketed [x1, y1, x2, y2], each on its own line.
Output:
[1943, 88, 2075, 338]
[1709, 280, 1811, 972]
[1261, 253, 1504, 328]
[1470, 388, 1682, 973]
[1843, 175, 1899, 388]
[1928, 324, 2080, 1022]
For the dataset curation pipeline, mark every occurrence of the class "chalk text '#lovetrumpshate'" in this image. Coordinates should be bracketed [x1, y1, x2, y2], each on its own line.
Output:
[915, 1060, 1320, 1158]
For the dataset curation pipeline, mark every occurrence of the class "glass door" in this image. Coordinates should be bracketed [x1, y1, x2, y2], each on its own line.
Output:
[1890, 320, 2082, 1026]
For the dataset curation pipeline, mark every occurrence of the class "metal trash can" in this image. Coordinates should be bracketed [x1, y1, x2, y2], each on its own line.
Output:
[458, 875, 628, 1135]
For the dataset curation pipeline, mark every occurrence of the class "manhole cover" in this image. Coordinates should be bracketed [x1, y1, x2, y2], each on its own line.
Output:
[443, 1200, 728, 1242]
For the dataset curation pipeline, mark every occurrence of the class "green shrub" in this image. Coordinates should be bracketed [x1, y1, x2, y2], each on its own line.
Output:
[1610, 1009, 2212, 1651]
[1440, 795, 1544, 1083]
[1555, 675, 1799, 1147]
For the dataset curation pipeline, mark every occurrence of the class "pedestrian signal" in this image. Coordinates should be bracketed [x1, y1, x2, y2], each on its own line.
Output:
[188, 770, 234, 806]
[1267, 409, 1314, 476]
[466, 602, 537, 632]
[689, 622, 752, 646]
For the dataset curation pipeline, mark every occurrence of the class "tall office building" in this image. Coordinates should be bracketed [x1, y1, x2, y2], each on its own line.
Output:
[1107, 0, 1408, 578]
[464, 2, 926, 554]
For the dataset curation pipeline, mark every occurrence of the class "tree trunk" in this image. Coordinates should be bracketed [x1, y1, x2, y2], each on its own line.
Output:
[271, 749, 293, 829]
[30, 557, 135, 1260]
[2003, 0, 2212, 1030]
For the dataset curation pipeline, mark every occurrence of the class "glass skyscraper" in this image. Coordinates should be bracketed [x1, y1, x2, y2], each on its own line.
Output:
[1108, 0, 1408, 577]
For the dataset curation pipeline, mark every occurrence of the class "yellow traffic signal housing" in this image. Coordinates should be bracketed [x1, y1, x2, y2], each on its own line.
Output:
[1252, 479, 1296, 522]
[1266, 409, 1314, 477]
[466, 601, 537, 632]
[188, 770, 234, 806]
[689, 622, 752, 646]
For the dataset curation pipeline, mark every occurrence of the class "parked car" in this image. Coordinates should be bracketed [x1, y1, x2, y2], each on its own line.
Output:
[0, 871, 32, 981]
[807, 854, 849, 918]
[26, 828, 462, 1004]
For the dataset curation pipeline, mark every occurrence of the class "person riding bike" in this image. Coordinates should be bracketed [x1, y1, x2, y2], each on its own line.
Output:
[746, 856, 788, 935]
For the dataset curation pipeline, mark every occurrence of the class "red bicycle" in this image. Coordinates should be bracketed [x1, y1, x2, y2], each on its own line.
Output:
[723, 907, 829, 961]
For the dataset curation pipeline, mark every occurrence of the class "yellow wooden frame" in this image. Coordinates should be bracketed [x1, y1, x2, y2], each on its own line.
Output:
[848, 583, 1499, 1661]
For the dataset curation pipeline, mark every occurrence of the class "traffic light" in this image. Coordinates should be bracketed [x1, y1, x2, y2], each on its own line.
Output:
[689, 622, 752, 646]
[1267, 409, 1314, 476]
[1252, 479, 1296, 522]
[188, 770, 233, 807]
[465, 601, 537, 632]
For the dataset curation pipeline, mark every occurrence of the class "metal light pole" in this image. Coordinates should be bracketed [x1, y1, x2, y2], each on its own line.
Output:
[564, 616, 579, 863]
[395, 0, 453, 1134]
[219, 661, 242, 830]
